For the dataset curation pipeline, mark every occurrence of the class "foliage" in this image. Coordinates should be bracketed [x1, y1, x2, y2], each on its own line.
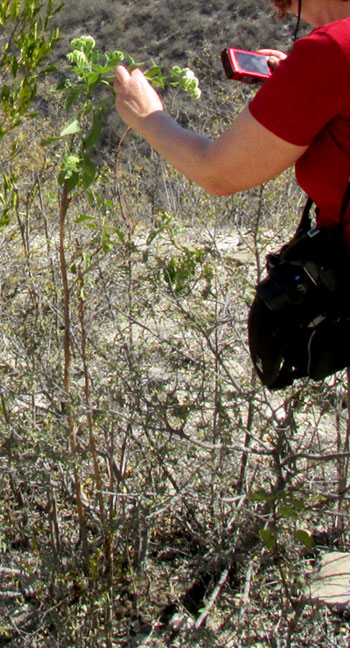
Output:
[44, 34, 201, 196]
[0, 0, 61, 140]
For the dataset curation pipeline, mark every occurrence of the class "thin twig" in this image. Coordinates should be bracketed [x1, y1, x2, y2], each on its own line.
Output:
[194, 567, 230, 629]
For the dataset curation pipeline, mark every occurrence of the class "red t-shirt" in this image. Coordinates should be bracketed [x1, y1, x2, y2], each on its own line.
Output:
[249, 19, 350, 232]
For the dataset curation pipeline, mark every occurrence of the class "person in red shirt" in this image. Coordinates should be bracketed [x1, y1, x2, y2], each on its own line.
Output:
[251, 10, 350, 230]
[114, 0, 350, 387]
[114, 0, 350, 230]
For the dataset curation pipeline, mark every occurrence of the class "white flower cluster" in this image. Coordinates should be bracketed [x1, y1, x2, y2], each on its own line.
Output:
[170, 66, 201, 99]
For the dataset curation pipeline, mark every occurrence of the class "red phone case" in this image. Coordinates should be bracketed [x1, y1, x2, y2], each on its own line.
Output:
[221, 48, 271, 83]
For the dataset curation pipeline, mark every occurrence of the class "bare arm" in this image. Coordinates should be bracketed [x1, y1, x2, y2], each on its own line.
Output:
[114, 65, 307, 196]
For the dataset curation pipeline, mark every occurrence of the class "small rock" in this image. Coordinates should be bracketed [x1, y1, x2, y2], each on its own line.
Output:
[307, 552, 350, 609]
[169, 612, 195, 631]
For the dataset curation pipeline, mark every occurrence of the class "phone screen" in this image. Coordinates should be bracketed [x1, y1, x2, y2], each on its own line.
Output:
[235, 51, 270, 75]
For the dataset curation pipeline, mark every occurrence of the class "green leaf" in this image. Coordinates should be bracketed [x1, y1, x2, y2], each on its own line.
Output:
[247, 490, 272, 502]
[146, 229, 161, 245]
[74, 214, 92, 223]
[259, 528, 276, 550]
[64, 171, 80, 193]
[288, 497, 306, 512]
[37, 65, 57, 76]
[113, 228, 126, 244]
[41, 136, 61, 146]
[104, 50, 124, 68]
[60, 119, 80, 137]
[57, 170, 65, 186]
[83, 251, 91, 270]
[102, 230, 114, 253]
[81, 155, 96, 189]
[0, 626, 11, 640]
[173, 405, 190, 421]
[86, 72, 101, 88]
[294, 529, 313, 548]
[278, 505, 298, 520]
[164, 258, 177, 285]
[10, 56, 19, 77]
[83, 111, 102, 150]
[127, 55, 144, 71]
[0, 85, 10, 102]
[145, 66, 162, 78]
[65, 86, 84, 110]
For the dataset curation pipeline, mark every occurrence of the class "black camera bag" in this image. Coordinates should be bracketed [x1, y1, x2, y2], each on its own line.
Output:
[248, 191, 350, 390]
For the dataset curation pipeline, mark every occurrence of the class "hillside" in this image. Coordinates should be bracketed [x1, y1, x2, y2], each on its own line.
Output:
[52, 0, 302, 65]
[50, 0, 307, 107]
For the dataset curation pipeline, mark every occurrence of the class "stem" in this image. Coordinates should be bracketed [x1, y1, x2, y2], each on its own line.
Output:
[77, 249, 114, 645]
[335, 370, 350, 535]
[59, 180, 90, 574]
[237, 390, 255, 493]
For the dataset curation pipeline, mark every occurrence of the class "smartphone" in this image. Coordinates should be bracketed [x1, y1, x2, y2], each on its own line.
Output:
[221, 48, 271, 83]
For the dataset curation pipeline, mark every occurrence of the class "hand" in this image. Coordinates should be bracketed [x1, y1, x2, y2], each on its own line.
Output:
[257, 49, 287, 70]
[114, 65, 164, 132]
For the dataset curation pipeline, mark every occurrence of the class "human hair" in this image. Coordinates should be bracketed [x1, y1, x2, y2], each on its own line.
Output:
[275, 0, 350, 17]
[274, 0, 292, 18]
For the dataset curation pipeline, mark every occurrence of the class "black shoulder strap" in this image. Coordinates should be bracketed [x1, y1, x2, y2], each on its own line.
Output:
[340, 176, 350, 221]
[295, 196, 313, 236]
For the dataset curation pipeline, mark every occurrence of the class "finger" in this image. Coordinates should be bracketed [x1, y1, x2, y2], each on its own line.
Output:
[267, 57, 279, 71]
[257, 49, 276, 56]
[258, 48, 287, 59]
[114, 65, 130, 86]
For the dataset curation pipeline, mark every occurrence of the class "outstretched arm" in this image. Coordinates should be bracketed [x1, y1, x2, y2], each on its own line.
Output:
[114, 65, 307, 196]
